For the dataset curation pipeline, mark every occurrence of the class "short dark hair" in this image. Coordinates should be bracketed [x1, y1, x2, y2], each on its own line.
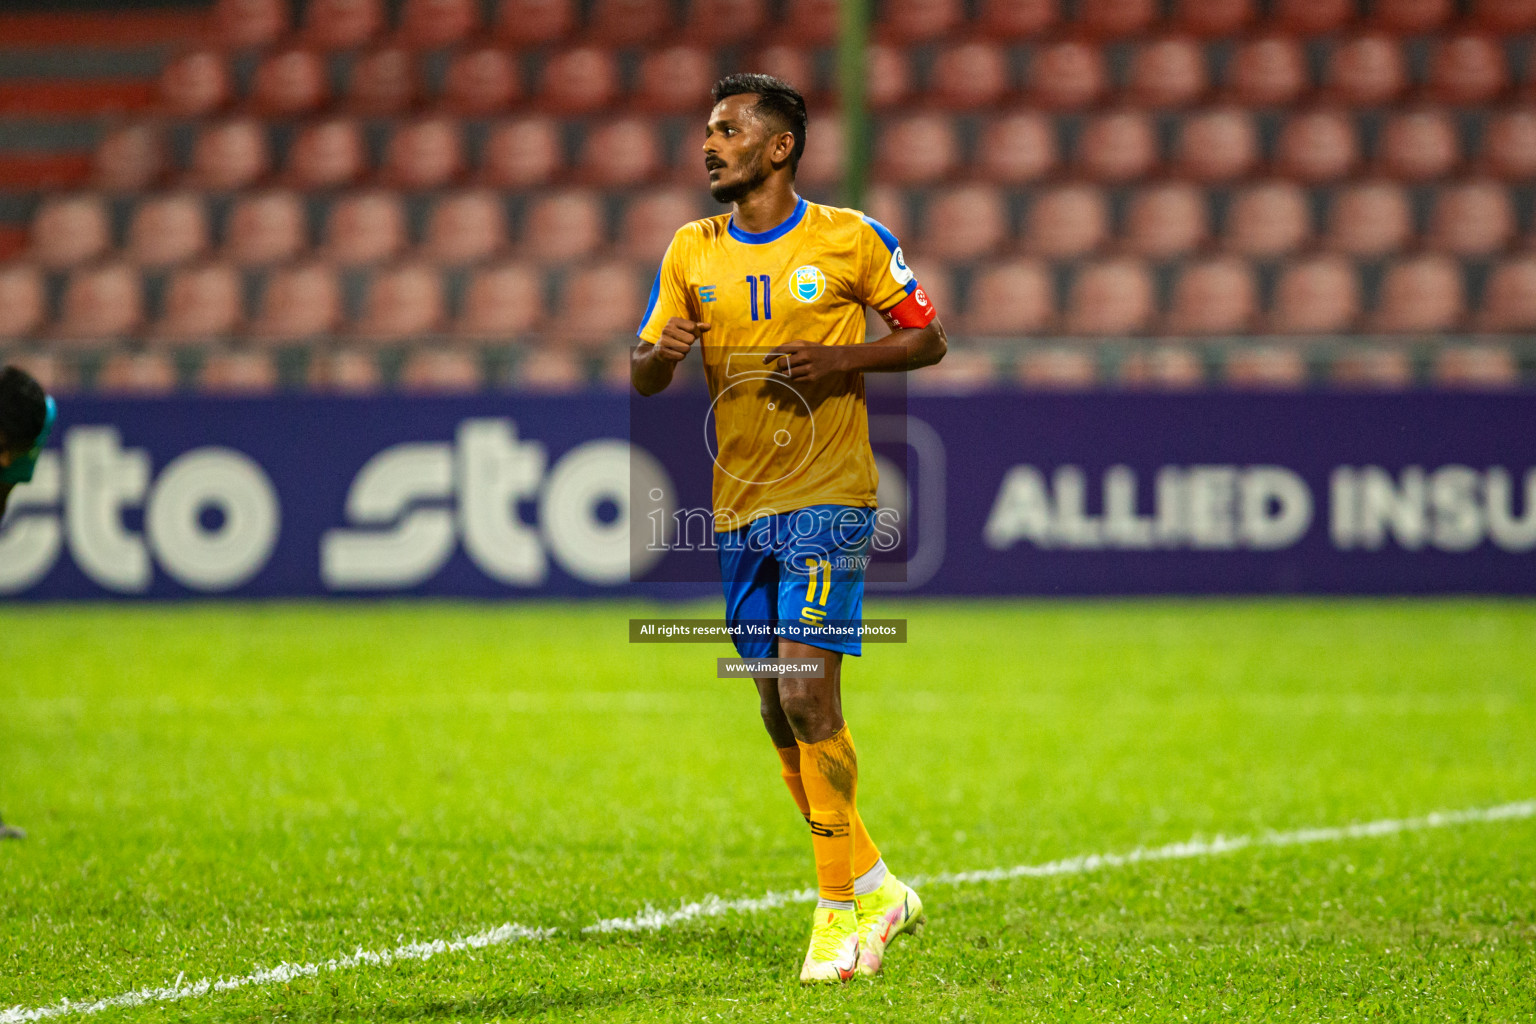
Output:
[711, 73, 808, 174]
[0, 365, 47, 452]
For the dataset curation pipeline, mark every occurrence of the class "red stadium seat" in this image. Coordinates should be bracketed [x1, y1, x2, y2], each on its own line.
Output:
[398, 0, 480, 48]
[347, 48, 420, 115]
[1165, 257, 1257, 335]
[127, 193, 210, 269]
[863, 186, 910, 245]
[5, 351, 76, 394]
[1123, 183, 1208, 258]
[1432, 345, 1519, 388]
[1065, 258, 1154, 335]
[354, 261, 447, 343]
[620, 188, 703, 261]
[323, 190, 407, 267]
[284, 118, 367, 190]
[578, 118, 662, 186]
[539, 48, 620, 115]
[210, 0, 290, 48]
[746, 46, 819, 102]
[306, 348, 384, 393]
[904, 260, 953, 320]
[1269, 256, 1360, 334]
[1225, 347, 1307, 389]
[1174, 108, 1258, 182]
[200, 351, 280, 394]
[1119, 346, 1204, 389]
[782, 0, 839, 44]
[304, 0, 383, 49]
[154, 262, 243, 344]
[634, 46, 714, 114]
[55, 262, 143, 345]
[683, 0, 767, 45]
[494, 0, 576, 45]
[159, 49, 231, 118]
[977, 0, 1057, 39]
[251, 261, 343, 343]
[1372, 254, 1466, 333]
[1373, 0, 1453, 32]
[1018, 348, 1098, 389]
[1323, 34, 1408, 106]
[1276, 110, 1360, 183]
[794, 114, 843, 187]
[512, 349, 587, 392]
[441, 47, 520, 115]
[589, 0, 671, 45]
[1126, 36, 1208, 108]
[30, 195, 111, 269]
[867, 43, 912, 110]
[456, 262, 544, 340]
[930, 42, 1010, 110]
[1481, 109, 1536, 180]
[1330, 347, 1413, 389]
[524, 190, 604, 263]
[1325, 181, 1413, 256]
[224, 190, 307, 268]
[93, 124, 167, 193]
[1471, 0, 1536, 30]
[965, 259, 1055, 336]
[1479, 257, 1536, 331]
[922, 186, 1008, 260]
[1425, 34, 1509, 106]
[1377, 110, 1461, 182]
[399, 347, 482, 392]
[1025, 184, 1108, 259]
[97, 352, 177, 395]
[1077, 110, 1158, 183]
[381, 117, 463, 189]
[1224, 180, 1311, 257]
[907, 349, 1000, 394]
[879, 0, 961, 38]
[423, 190, 507, 266]
[188, 118, 272, 191]
[558, 261, 645, 346]
[1027, 41, 1108, 110]
[1078, 0, 1157, 38]
[977, 111, 1058, 183]
[0, 263, 45, 341]
[876, 114, 959, 184]
[1271, 0, 1353, 35]
[1172, 0, 1253, 37]
[1225, 35, 1309, 108]
[251, 48, 329, 117]
[1428, 181, 1515, 256]
[481, 118, 563, 189]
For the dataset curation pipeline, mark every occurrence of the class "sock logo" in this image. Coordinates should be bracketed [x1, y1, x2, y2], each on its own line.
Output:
[808, 819, 850, 838]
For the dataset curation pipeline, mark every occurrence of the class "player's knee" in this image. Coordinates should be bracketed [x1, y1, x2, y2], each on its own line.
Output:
[777, 687, 827, 734]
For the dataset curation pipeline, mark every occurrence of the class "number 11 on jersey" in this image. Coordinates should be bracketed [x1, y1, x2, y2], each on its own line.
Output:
[746, 274, 772, 321]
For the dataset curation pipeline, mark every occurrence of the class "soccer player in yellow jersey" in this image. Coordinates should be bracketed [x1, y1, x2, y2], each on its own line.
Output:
[632, 74, 947, 983]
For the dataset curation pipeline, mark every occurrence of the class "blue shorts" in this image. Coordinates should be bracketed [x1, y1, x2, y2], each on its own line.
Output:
[718, 504, 875, 659]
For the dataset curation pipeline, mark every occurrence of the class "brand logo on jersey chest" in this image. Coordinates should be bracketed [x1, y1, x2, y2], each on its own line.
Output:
[791, 265, 826, 303]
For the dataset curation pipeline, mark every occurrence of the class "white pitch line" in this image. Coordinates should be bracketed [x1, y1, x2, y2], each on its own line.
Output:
[6, 799, 1534, 1022]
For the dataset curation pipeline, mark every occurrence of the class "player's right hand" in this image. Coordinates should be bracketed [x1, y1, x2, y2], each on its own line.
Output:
[654, 318, 709, 363]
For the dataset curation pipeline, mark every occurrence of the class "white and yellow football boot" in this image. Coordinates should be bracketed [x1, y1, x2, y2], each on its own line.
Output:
[799, 906, 860, 984]
[853, 874, 925, 977]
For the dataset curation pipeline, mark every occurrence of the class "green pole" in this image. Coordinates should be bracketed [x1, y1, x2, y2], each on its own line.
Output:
[837, 0, 871, 212]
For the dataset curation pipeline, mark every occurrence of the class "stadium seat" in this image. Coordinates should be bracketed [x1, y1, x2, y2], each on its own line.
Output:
[1165, 257, 1257, 335]
[423, 190, 507, 266]
[977, 112, 1058, 183]
[347, 48, 419, 115]
[441, 47, 520, 115]
[903, 260, 954, 320]
[322, 190, 407, 266]
[1276, 110, 1360, 183]
[1174, 108, 1258, 182]
[1377, 110, 1461, 181]
[92, 123, 167, 192]
[1373, 0, 1453, 32]
[127, 192, 211, 268]
[1271, 0, 1353, 35]
[867, 43, 912, 110]
[1372, 254, 1466, 333]
[1225, 35, 1309, 108]
[381, 117, 463, 189]
[1065, 258, 1154, 335]
[1425, 34, 1509, 105]
[1324, 181, 1413, 256]
[1432, 345, 1519, 387]
[304, 0, 384, 49]
[1124, 183, 1208, 257]
[96, 351, 178, 395]
[398, 0, 480, 48]
[578, 118, 663, 186]
[456, 262, 544, 340]
[964, 259, 1054, 336]
[879, 0, 962, 38]
[284, 118, 366, 190]
[794, 115, 843, 187]
[539, 48, 620, 115]
[976, 0, 1057, 38]
[199, 350, 279, 394]
[524, 190, 604, 263]
[1471, 0, 1536, 29]
[153, 262, 243, 343]
[511, 348, 587, 392]
[158, 49, 231, 117]
[224, 190, 307, 267]
[30, 195, 111, 269]
[589, 0, 671, 44]
[930, 42, 1010, 109]
[557, 262, 644, 346]
[1478, 256, 1536, 330]
[1481, 109, 1536, 180]
[1270, 256, 1361, 334]
[1118, 346, 1204, 388]
[683, 0, 767, 44]
[1018, 347, 1098, 389]
[906, 348, 999, 394]
[1025, 184, 1108, 259]
[920, 186, 1007, 261]
[0, 263, 45, 341]
[1077, 110, 1158, 182]
[1323, 34, 1409, 106]
[746, 46, 819, 102]
[252, 48, 329, 117]
[633, 46, 714, 114]
[188, 118, 272, 191]
[620, 189, 702, 261]
[495, 0, 575, 44]
[251, 261, 343, 343]
[1330, 347, 1413, 389]
[1427, 181, 1515, 256]
[1172, 0, 1253, 37]
[876, 114, 959, 184]
[1126, 37, 1208, 108]
[399, 347, 483, 392]
[1223, 180, 1311, 256]
[782, 0, 839, 44]
[210, 0, 289, 48]
[481, 117, 563, 188]
[55, 262, 143, 344]
[1027, 41, 1108, 110]
[1078, 0, 1156, 38]
[863, 186, 910, 245]
[306, 348, 384, 393]
[3, 351, 74, 394]
[1225, 346, 1307, 389]
[354, 261, 446, 343]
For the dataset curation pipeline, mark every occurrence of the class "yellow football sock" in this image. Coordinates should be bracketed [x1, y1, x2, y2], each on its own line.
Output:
[798, 723, 861, 902]
[779, 741, 883, 877]
[775, 745, 811, 821]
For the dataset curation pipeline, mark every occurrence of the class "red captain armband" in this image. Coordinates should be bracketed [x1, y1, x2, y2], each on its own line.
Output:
[880, 284, 938, 330]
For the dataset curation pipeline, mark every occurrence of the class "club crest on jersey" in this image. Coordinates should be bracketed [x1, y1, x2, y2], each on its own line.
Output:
[791, 265, 826, 303]
[889, 246, 914, 287]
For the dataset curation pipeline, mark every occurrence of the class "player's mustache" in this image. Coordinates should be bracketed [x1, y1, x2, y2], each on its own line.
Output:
[705, 156, 727, 171]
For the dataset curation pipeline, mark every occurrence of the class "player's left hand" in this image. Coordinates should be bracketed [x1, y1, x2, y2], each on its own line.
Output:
[764, 341, 851, 385]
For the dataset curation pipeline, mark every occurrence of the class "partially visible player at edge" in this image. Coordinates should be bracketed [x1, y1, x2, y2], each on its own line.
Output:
[0, 364, 56, 841]
[632, 74, 946, 984]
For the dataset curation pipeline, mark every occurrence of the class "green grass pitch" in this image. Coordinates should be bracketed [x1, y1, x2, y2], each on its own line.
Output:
[3, 600, 1535, 1022]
